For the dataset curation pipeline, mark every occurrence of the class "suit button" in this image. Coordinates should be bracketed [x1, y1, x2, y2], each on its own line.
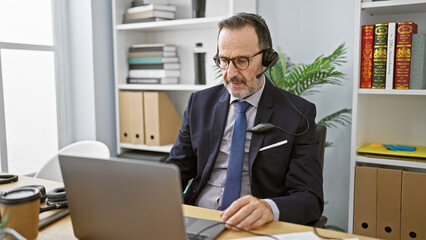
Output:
[192, 190, 196, 194]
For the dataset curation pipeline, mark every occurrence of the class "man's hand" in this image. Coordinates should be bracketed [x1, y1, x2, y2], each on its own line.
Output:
[220, 195, 274, 230]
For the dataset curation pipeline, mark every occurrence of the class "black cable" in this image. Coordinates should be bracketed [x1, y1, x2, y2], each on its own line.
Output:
[193, 221, 279, 240]
[313, 226, 343, 240]
[267, 71, 310, 136]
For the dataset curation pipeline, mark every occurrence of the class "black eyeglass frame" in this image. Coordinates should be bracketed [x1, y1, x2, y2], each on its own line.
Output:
[213, 49, 266, 70]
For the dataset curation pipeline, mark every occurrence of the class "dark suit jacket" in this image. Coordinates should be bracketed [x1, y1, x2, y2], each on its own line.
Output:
[166, 79, 324, 224]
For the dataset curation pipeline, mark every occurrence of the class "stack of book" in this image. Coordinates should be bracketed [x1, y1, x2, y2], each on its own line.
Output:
[360, 21, 426, 90]
[123, 1, 177, 24]
[127, 43, 180, 84]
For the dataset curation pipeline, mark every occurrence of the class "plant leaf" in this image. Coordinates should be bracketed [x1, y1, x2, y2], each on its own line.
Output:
[318, 108, 352, 129]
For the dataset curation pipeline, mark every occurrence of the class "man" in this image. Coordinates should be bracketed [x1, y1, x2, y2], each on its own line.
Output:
[166, 13, 323, 230]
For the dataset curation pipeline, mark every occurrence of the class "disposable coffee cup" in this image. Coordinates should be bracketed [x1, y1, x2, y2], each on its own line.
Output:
[0, 187, 41, 240]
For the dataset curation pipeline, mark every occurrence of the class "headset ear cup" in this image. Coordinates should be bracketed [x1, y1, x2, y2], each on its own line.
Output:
[46, 187, 67, 202]
[270, 51, 278, 67]
[262, 49, 272, 67]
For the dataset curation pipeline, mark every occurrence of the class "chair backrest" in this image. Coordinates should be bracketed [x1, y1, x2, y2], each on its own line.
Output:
[316, 124, 327, 170]
[34, 140, 110, 182]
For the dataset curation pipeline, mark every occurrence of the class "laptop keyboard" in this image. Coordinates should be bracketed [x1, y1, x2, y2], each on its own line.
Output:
[186, 233, 209, 240]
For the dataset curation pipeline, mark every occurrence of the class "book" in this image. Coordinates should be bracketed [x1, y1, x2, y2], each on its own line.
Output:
[409, 33, 426, 89]
[394, 21, 418, 89]
[128, 51, 176, 58]
[127, 77, 179, 84]
[129, 69, 180, 78]
[130, 44, 177, 52]
[129, 63, 181, 70]
[372, 23, 388, 89]
[123, 17, 167, 24]
[360, 25, 375, 88]
[127, 4, 177, 14]
[123, 10, 175, 20]
[128, 57, 179, 64]
[385, 22, 396, 90]
[131, 0, 149, 7]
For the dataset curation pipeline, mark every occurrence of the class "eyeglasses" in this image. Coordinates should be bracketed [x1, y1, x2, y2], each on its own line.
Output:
[213, 49, 265, 70]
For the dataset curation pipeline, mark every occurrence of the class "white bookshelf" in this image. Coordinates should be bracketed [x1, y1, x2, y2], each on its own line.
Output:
[348, 0, 426, 233]
[112, 0, 256, 155]
[116, 16, 226, 31]
[120, 143, 173, 153]
[118, 83, 212, 91]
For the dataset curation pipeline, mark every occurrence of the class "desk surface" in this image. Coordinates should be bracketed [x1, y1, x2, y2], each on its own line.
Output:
[0, 175, 374, 240]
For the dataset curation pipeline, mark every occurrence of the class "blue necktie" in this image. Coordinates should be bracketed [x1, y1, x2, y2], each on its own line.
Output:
[222, 101, 250, 210]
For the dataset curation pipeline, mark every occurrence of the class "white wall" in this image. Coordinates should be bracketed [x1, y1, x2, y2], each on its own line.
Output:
[67, 0, 116, 155]
[258, 0, 356, 230]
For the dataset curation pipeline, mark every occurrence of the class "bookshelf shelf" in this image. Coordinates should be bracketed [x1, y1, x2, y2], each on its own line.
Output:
[358, 89, 426, 95]
[356, 155, 426, 170]
[118, 83, 213, 91]
[120, 143, 173, 153]
[116, 16, 226, 31]
[362, 0, 426, 15]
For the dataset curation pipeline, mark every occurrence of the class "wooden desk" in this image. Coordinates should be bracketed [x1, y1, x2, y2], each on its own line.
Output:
[0, 175, 374, 240]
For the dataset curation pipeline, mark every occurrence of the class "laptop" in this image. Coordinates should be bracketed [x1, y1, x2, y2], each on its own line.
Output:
[58, 154, 225, 240]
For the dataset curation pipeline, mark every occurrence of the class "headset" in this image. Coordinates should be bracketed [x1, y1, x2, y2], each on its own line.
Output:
[13, 185, 67, 213]
[0, 174, 18, 184]
[216, 13, 310, 136]
[215, 13, 279, 79]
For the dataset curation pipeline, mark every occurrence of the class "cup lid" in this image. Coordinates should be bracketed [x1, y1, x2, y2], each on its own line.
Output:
[0, 187, 41, 205]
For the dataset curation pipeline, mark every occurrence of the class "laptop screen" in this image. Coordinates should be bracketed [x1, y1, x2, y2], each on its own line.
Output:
[59, 155, 188, 240]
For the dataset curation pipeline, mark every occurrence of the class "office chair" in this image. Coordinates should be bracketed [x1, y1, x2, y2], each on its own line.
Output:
[34, 140, 110, 182]
[308, 124, 328, 228]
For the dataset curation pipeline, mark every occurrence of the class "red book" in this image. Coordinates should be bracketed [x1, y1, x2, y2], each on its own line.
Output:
[360, 25, 375, 88]
[394, 21, 418, 89]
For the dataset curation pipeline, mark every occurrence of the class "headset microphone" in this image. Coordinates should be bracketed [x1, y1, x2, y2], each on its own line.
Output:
[247, 123, 275, 133]
[256, 67, 269, 79]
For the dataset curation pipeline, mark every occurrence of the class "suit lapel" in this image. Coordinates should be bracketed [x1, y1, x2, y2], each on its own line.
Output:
[249, 79, 275, 173]
[203, 88, 229, 178]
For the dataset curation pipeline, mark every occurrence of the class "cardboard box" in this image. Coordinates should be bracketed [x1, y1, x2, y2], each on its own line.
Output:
[354, 166, 378, 237]
[377, 168, 402, 240]
[118, 91, 145, 144]
[143, 92, 181, 146]
[401, 171, 426, 240]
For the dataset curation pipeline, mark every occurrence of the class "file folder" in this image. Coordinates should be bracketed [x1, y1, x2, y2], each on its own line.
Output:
[143, 92, 182, 146]
[401, 171, 426, 240]
[118, 91, 145, 144]
[354, 166, 377, 237]
[377, 168, 402, 240]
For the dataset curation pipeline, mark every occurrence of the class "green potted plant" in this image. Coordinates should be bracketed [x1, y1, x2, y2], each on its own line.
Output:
[266, 43, 351, 147]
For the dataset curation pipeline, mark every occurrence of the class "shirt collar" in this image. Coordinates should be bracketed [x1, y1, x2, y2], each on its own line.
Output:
[229, 79, 265, 109]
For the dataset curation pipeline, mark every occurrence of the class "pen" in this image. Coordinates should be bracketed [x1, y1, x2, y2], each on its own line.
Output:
[259, 140, 288, 152]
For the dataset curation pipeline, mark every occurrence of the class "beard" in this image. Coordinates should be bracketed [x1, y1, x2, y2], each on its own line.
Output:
[224, 76, 258, 99]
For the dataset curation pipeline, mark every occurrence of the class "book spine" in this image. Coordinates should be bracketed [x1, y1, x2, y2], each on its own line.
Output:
[129, 69, 180, 78]
[127, 77, 178, 84]
[360, 25, 375, 88]
[129, 46, 176, 52]
[128, 51, 175, 58]
[372, 23, 388, 89]
[129, 63, 180, 70]
[129, 64, 165, 70]
[385, 23, 396, 90]
[127, 78, 161, 84]
[394, 21, 418, 89]
[409, 34, 426, 89]
[128, 57, 163, 64]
